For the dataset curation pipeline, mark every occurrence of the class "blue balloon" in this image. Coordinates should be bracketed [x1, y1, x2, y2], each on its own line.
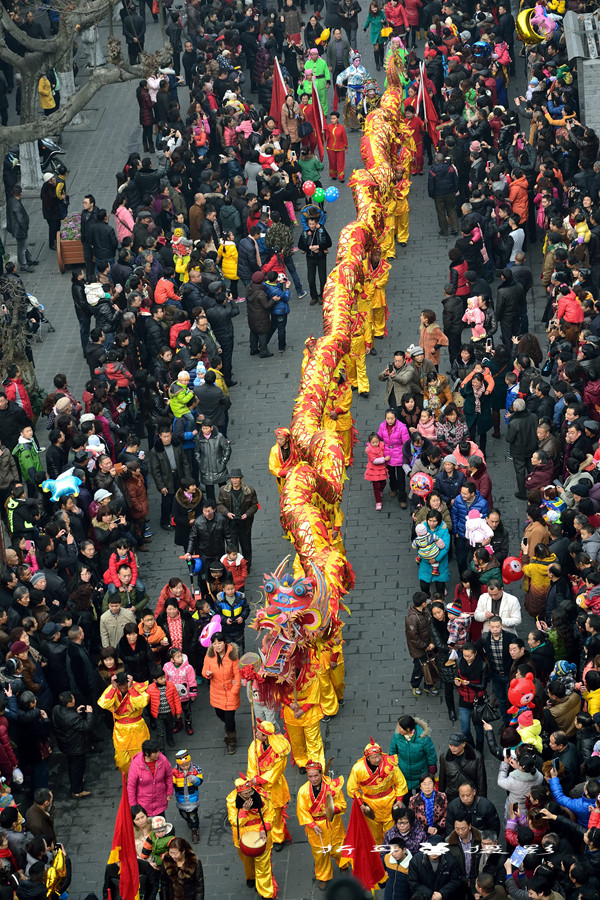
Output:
[325, 186, 340, 203]
[192, 558, 203, 575]
[41, 473, 81, 503]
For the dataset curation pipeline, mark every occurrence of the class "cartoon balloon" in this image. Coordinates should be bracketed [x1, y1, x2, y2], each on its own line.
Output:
[325, 186, 340, 202]
[303, 180, 316, 197]
[409, 472, 434, 498]
[313, 187, 325, 203]
[501, 556, 523, 584]
[41, 472, 82, 503]
[200, 614, 222, 647]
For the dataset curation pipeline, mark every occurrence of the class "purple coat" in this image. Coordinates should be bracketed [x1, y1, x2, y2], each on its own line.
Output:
[377, 419, 410, 466]
[127, 750, 173, 816]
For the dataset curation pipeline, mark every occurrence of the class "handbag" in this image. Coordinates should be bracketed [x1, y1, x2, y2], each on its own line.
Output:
[39, 739, 53, 760]
[298, 120, 313, 137]
[420, 654, 439, 687]
[471, 692, 500, 726]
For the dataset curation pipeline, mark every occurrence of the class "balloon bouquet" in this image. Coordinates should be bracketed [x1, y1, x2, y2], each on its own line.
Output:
[303, 180, 340, 206]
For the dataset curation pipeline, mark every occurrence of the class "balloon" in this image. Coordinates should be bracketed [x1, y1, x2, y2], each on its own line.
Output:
[325, 186, 340, 202]
[41, 472, 81, 503]
[313, 187, 325, 203]
[200, 614, 222, 647]
[501, 556, 523, 584]
[409, 472, 433, 498]
[303, 180, 316, 197]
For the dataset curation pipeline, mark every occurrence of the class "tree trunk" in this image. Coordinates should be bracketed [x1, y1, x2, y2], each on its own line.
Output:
[19, 141, 43, 191]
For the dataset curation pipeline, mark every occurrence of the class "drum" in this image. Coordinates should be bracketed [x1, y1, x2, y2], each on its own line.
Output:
[240, 830, 267, 857]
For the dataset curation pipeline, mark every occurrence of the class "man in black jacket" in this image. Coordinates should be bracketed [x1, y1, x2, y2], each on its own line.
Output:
[185, 502, 232, 577]
[80, 194, 99, 282]
[495, 2, 516, 75]
[40, 622, 70, 700]
[442, 284, 465, 367]
[143, 305, 167, 367]
[445, 781, 501, 836]
[88, 208, 118, 266]
[45, 428, 67, 479]
[298, 216, 332, 305]
[408, 836, 462, 899]
[0, 392, 32, 451]
[438, 732, 487, 801]
[206, 293, 240, 386]
[506, 399, 538, 499]
[85, 328, 106, 378]
[496, 268, 524, 348]
[428, 154, 459, 236]
[51, 691, 93, 797]
[123, 6, 146, 63]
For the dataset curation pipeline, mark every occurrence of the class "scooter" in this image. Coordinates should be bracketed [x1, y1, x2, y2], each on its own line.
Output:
[2, 137, 66, 192]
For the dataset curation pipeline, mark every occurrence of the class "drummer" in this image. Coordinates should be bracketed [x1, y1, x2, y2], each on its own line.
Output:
[296, 759, 349, 892]
[246, 720, 292, 852]
[226, 775, 277, 899]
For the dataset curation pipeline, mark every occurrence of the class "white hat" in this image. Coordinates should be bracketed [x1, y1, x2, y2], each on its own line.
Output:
[42, 173, 54, 183]
[93, 489, 112, 502]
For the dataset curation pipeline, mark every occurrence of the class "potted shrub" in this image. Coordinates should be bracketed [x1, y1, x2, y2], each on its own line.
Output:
[57, 213, 85, 273]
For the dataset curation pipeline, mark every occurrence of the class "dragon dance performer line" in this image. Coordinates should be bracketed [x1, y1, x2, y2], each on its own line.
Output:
[227, 775, 277, 899]
[246, 720, 292, 850]
[296, 759, 349, 891]
[97, 671, 150, 773]
[281, 664, 325, 772]
[347, 738, 407, 845]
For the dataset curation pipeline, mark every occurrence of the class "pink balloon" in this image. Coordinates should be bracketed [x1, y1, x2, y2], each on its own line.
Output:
[200, 614, 222, 647]
[303, 180, 316, 197]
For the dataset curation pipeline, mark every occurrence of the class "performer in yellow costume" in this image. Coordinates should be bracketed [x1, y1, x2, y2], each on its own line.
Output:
[364, 249, 391, 339]
[347, 738, 407, 844]
[268, 427, 297, 495]
[328, 620, 345, 704]
[296, 759, 349, 890]
[281, 667, 325, 771]
[246, 720, 292, 849]
[393, 166, 410, 246]
[97, 672, 149, 773]
[345, 310, 369, 397]
[322, 366, 355, 467]
[226, 775, 276, 898]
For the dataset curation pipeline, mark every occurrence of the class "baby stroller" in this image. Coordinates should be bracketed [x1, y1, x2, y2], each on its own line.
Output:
[27, 294, 55, 342]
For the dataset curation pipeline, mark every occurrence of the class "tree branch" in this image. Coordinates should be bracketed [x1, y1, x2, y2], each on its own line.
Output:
[0, 9, 60, 54]
[0, 61, 147, 146]
[0, 39, 45, 71]
[65, 1, 114, 37]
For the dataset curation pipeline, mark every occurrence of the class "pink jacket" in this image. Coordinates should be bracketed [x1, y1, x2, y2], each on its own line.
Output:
[127, 750, 173, 815]
[114, 205, 135, 244]
[164, 654, 197, 703]
[377, 419, 410, 466]
[364, 440, 388, 482]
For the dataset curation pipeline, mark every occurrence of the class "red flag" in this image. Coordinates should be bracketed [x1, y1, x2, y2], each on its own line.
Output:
[270, 58, 288, 129]
[311, 80, 325, 161]
[107, 774, 139, 900]
[417, 61, 439, 148]
[342, 798, 385, 892]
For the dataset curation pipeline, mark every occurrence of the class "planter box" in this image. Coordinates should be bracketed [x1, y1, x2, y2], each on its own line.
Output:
[57, 232, 85, 273]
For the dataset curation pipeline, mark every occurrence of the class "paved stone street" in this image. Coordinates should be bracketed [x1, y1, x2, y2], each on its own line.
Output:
[3, 20, 541, 900]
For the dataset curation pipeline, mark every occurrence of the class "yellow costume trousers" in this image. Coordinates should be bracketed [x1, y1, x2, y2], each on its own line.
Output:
[395, 209, 409, 243]
[306, 819, 349, 883]
[287, 720, 325, 769]
[330, 660, 345, 700]
[339, 429, 352, 467]
[318, 667, 339, 717]
[363, 797, 395, 845]
[236, 837, 276, 898]
[346, 354, 369, 394]
[271, 806, 289, 844]
[113, 720, 150, 774]
[381, 217, 396, 258]
[372, 307, 386, 337]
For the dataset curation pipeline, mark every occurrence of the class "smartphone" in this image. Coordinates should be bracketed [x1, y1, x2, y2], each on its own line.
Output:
[485, 338, 492, 350]
[522, 537, 528, 547]
[553, 757, 560, 771]
[389, 361, 394, 371]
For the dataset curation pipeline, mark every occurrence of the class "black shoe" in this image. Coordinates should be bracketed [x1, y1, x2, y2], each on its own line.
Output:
[250, 349, 258, 355]
[273, 840, 288, 852]
[448, 709, 457, 722]
[166, 738, 175, 747]
[514, 492, 527, 500]
[29, 260, 39, 266]
[259, 351, 273, 358]
[359, 392, 369, 398]
[20, 266, 34, 273]
[226, 380, 238, 387]
[191, 829, 200, 843]
[161, 523, 173, 531]
[246, 881, 255, 889]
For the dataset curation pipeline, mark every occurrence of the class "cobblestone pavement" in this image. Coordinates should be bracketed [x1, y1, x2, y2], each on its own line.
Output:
[4, 20, 540, 900]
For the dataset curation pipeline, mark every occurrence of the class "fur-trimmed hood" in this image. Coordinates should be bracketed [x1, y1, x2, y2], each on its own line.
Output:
[174, 487, 203, 510]
[395, 716, 431, 738]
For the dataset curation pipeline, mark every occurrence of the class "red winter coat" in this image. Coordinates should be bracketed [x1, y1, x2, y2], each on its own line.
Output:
[385, 1, 408, 28]
[557, 290, 584, 323]
[364, 440, 388, 482]
[147, 681, 183, 719]
[4, 378, 33, 419]
[155, 583, 196, 617]
[403, 0, 422, 25]
[127, 750, 173, 816]
[137, 86, 154, 127]
[104, 549, 139, 587]
[0, 714, 18, 780]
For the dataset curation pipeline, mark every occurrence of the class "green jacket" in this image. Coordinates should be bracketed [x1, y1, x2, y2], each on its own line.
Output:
[389, 718, 437, 790]
[12, 439, 41, 481]
[364, 9, 387, 44]
[298, 156, 324, 183]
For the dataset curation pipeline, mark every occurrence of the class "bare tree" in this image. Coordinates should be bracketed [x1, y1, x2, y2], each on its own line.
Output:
[0, 2, 171, 207]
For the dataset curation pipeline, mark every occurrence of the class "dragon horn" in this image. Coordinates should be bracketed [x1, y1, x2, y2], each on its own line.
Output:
[272, 556, 290, 580]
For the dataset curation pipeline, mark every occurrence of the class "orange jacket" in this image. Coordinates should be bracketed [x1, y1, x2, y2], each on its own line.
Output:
[146, 681, 183, 718]
[202, 646, 241, 711]
[508, 176, 529, 223]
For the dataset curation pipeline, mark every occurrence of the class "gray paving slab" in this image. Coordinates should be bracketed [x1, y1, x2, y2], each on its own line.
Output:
[1, 19, 541, 900]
